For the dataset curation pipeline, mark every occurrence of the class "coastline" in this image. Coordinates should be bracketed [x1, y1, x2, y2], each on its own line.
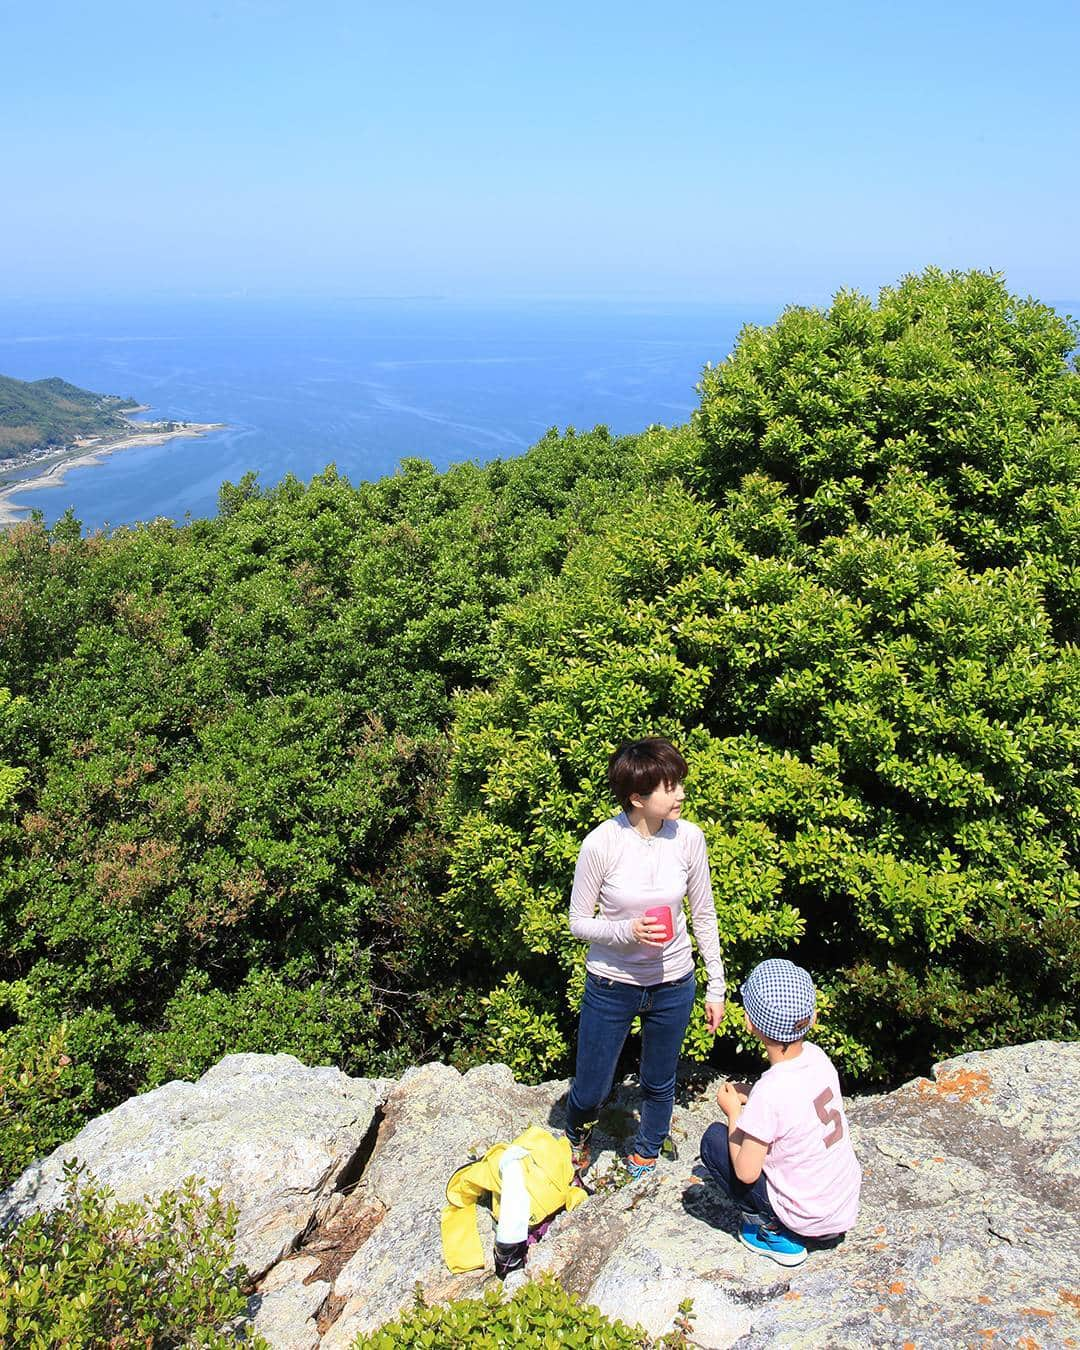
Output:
[0, 421, 225, 528]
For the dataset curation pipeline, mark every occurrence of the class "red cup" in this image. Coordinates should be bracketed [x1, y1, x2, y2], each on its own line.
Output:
[645, 904, 674, 943]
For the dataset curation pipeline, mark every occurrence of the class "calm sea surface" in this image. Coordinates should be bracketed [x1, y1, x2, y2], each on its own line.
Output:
[0, 298, 778, 530]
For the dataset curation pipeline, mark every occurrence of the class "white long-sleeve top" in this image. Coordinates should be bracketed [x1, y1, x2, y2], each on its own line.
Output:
[568, 813, 726, 1002]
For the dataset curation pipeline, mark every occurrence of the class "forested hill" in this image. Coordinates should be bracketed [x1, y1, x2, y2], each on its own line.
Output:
[0, 373, 138, 457]
[0, 268, 1077, 1189]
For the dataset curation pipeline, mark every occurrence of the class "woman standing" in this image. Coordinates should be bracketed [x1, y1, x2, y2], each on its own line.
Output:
[566, 737, 725, 1178]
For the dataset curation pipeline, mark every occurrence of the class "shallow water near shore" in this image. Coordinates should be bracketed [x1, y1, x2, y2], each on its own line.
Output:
[0, 298, 775, 531]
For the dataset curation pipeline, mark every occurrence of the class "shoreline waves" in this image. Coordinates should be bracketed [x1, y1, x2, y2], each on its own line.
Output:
[0, 422, 224, 528]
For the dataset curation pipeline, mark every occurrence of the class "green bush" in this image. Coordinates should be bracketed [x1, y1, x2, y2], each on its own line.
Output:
[0, 690, 25, 812]
[447, 270, 1080, 1082]
[0, 427, 671, 1175]
[0, 1164, 264, 1347]
[0, 270, 1076, 1169]
[353, 1275, 693, 1349]
[0, 1022, 88, 1186]
[694, 268, 1080, 626]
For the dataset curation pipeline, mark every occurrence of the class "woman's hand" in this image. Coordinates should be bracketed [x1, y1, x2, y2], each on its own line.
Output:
[704, 1000, 724, 1034]
[631, 915, 668, 946]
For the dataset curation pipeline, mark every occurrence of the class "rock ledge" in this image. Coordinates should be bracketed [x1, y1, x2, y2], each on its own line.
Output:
[4, 1044, 1079, 1348]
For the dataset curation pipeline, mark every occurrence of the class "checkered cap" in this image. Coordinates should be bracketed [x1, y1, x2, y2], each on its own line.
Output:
[741, 959, 816, 1042]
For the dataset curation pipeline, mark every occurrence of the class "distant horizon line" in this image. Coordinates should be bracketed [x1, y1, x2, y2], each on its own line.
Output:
[0, 292, 790, 307]
[2, 290, 1076, 315]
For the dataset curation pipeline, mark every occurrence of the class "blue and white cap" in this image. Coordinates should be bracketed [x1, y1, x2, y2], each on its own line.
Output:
[741, 959, 816, 1042]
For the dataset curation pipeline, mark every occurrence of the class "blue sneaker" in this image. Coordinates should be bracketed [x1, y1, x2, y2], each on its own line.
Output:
[739, 1220, 808, 1267]
[624, 1152, 657, 1180]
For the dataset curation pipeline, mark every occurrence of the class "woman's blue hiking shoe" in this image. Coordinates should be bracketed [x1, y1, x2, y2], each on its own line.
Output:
[739, 1220, 808, 1266]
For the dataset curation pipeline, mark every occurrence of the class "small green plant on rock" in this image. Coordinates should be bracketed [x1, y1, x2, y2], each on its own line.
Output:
[0, 1162, 266, 1348]
[353, 1274, 694, 1348]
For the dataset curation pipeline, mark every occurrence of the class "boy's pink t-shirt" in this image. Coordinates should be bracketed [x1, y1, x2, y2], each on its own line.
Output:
[737, 1042, 861, 1238]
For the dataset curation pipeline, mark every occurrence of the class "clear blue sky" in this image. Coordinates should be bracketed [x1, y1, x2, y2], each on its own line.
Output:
[3, 0, 1077, 304]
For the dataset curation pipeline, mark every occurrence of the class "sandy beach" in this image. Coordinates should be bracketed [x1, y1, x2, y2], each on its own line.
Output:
[0, 422, 224, 528]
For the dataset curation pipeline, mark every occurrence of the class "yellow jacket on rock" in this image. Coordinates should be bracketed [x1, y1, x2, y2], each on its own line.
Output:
[441, 1125, 589, 1273]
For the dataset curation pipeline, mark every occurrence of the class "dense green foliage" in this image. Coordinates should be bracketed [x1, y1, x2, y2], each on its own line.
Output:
[353, 1276, 693, 1349]
[0, 375, 137, 458]
[449, 270, 1079, 1078]
[0, 270, 1077, 1182]
[0, 1165, 263, 1347]
[0, 426, 674, 1177]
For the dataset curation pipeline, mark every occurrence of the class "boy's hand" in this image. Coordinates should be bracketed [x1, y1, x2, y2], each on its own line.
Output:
[704, 1000, 724, 1034]
[716, 1081, 744, 1120]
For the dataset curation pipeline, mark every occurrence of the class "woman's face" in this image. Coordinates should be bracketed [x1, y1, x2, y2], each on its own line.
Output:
[632, 778, 685, 821]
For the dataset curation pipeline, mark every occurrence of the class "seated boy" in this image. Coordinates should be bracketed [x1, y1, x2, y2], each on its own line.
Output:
[699, 959, 861, 1267]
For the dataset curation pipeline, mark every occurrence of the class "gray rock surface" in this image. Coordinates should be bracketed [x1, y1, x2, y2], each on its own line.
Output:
[278, 1040, 1080, 1348]
[318, 1061, 568, 1348]
[5, 1042, 1079, 1347]
[0, 1053, 389, 1278]
[249, 1256, 329, 1350]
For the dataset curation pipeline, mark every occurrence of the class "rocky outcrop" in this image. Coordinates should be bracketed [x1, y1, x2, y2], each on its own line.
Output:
[0, 1054, 389, 1280]
[4, 1043, 1079, 1348]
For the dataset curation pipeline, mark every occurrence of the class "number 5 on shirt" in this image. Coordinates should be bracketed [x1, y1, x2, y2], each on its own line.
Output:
[814, 1088, 844, 1148]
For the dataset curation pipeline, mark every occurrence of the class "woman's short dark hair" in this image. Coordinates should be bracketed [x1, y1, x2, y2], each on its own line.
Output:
[607, 737, 689, 811]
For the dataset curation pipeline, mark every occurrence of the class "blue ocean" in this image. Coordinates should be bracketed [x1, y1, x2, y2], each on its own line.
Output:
[0, 298, 778, 531]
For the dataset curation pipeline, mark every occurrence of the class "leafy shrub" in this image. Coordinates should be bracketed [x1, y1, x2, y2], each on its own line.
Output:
[0, 689, 25, 812]
[0, 1164, 264, 1347]
[142, 961, 381, 1089]
[0, 271, 1076, 1168]
[353, 1275, 692, 1349]
[447, 271, 1080, 1082]
[454, 972, 569, 1078]
[694, 268, 1080, 627]
[0, 1022, 89, 1186]
[0, 427, 674, 1174]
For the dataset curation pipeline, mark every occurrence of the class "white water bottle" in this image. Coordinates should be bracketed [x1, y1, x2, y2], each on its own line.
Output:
[496, 1144, 530, 1245]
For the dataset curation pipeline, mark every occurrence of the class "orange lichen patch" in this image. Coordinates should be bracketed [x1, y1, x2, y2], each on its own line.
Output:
[977, 1295, 992, 1305]
[1059, 1291, 1080, 1310]
[975, 1332, 997, 1342]
[874, 1305, 886, 1314]
[1016, 1339, 1040, 1350]
[1019, 1308, 1055, 1318]
[929, 1067, 992, 1102]
[931, 1255, 941, 1265]
[873, 1242, 888, 1251]
[783, 1291, 801, 1301]
[902, 1342, 916, 1350]
[875, 1225, 887, 1235]
[889, 1282, 906, 1295]
[932, 1156, 945, 1163]
[685, 1175, 704, 1185]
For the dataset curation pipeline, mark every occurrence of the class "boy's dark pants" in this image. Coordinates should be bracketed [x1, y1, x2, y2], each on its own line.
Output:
[700, 1123, 845, 1246]
[699, 1121, 779, 1228]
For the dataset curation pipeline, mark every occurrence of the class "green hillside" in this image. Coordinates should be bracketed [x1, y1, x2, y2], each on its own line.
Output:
[0, 374, 138, 458]
[0, 269, 1077, 1185]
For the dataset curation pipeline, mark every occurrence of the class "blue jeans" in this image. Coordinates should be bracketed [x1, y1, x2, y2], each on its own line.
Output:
[566, 968, 696, 1159]
[700, 1120, 778, 1227]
